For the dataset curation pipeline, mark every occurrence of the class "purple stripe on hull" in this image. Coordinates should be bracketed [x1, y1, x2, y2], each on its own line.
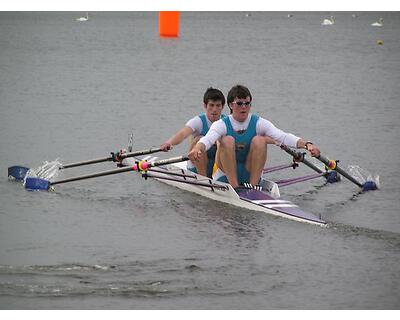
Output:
[236, 188, 326, 225]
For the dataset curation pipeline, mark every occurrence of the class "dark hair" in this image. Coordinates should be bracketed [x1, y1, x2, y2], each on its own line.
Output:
[227, 85, 252, 105]
[203, 87, 225, 106]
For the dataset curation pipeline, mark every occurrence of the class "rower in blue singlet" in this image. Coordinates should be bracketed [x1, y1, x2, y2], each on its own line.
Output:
[160, 87, 226, 178]
[188, 85, 321, 189]
[215, 114, 258, 184]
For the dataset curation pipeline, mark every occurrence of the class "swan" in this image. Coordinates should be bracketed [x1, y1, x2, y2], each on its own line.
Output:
[322, 16, 335, 25]
[76, 12, 89, 22]
[371, 18, 383, 27]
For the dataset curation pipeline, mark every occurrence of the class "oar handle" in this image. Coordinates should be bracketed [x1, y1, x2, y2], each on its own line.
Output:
[60, 147, 163, 169]
[280, 145, 324, 174]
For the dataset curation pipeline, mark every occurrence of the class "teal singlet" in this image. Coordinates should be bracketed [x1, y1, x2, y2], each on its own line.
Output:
[219, 114, 259, 185]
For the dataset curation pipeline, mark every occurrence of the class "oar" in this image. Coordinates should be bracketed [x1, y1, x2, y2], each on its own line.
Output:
[142, 172, 229, 191]
[60, 147, 163, 169]
[280, 145, 340, 183]
[24, 155, 189, 191]
[281, 145, 377, 191]
[280, 145, 324, 174]
[8, 166, 30, 181]
[316, 154, 378, 191]
[8, 147, 163, 180]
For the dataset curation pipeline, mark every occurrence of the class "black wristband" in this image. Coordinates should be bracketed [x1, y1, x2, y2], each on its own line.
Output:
[305, 141, 313, 150]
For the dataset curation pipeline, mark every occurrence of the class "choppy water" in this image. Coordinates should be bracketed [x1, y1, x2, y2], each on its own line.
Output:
[0, 12, 400, 309]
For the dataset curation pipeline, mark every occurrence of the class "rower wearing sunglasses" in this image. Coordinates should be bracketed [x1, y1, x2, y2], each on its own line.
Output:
[188, 84, 320, 189]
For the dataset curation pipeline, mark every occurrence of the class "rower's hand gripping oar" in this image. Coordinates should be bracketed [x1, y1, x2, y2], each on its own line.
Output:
[24, 155, 189, 191]
[7, 147, 163, 181]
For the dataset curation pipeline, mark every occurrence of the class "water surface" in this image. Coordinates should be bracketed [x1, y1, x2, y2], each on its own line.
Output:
[0, 12, 399, 309]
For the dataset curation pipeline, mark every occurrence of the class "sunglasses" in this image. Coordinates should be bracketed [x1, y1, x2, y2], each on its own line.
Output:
[232, 101, 251, 107]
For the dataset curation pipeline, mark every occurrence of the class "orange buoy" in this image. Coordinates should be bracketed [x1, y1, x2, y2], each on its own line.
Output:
[159, 11, 180, 37]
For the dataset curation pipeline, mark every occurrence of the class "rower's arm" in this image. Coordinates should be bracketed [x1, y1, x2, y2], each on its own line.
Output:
[257, 118, 299, 148]
[198, 119, 226, 151]
[161, 126, 194, 151]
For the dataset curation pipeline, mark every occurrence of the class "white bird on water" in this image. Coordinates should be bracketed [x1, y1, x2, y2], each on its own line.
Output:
[322, 16, 335, 25]
[371, 18, 383, 27]
[76, 12, 89, 22]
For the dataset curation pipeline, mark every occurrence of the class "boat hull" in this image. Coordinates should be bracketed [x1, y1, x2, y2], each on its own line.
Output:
[126, 158, 327, 226]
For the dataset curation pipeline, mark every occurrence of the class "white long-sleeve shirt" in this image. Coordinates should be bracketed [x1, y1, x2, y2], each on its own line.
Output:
[198, 114, 300, 151]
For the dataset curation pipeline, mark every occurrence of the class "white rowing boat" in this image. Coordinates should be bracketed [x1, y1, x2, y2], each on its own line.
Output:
[124, 156, 327, 227]
[12, 144, 378, 228]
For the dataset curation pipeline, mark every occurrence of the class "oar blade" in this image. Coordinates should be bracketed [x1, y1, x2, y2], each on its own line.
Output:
[326, 171, 341, 183]
[317, 154, 380, 191]
[8, 166, 30, 181]
[24, 177, 51, 191]
[362, 180, 378, 192]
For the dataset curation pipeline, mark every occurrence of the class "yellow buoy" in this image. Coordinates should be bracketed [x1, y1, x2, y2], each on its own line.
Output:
[159, 11, 180, 37]
[377, 40, 384, 45]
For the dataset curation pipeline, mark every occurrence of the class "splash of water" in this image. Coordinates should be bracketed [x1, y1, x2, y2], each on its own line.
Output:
[348, 165, 380, 189]
[23, 159, 63, 185]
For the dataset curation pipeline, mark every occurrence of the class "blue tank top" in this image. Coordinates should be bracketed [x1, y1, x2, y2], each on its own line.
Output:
[222, 114, 259, 163]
